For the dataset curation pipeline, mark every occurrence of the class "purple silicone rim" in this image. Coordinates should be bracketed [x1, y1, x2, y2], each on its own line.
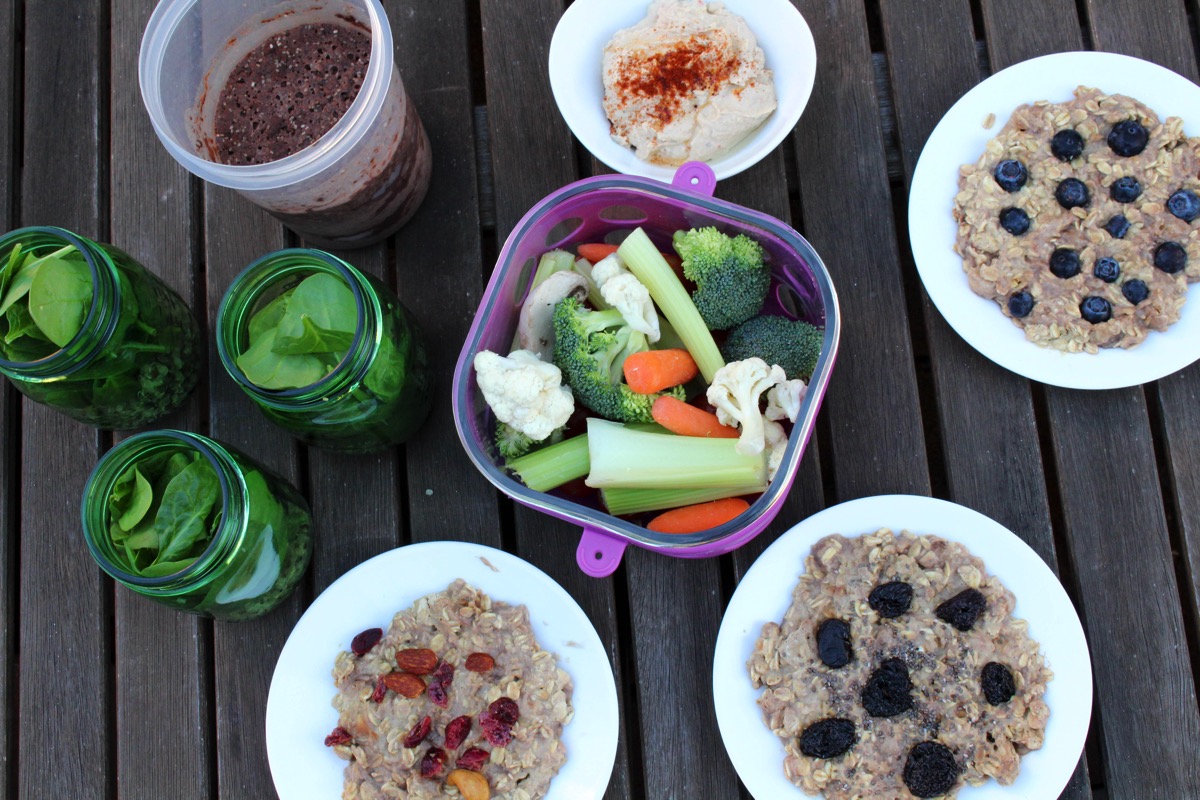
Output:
[452, 163, 840, 577]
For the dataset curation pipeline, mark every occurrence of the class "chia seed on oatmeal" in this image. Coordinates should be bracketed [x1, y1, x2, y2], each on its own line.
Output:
[747, 529, 1051, 800]
[327, 580, 573, 800]
[954, 86, 1200, 352]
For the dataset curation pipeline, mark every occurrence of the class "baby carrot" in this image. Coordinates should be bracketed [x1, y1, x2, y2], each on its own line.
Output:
[624, 348, 699, 394]
[647, 497, 750, 534]
[651, 395, 739, 438]
[576, 243, 620, 263]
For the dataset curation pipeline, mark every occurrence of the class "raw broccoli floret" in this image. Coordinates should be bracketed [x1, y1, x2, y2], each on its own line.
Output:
[722, 314, 824, 381]
[494, 419, 566, 461]
[552, 296, 684, 423]
[672, 227, 770, 331]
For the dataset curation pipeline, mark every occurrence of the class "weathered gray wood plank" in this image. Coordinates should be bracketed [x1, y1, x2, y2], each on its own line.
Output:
[17, 1, 110, 799]
[0, 0, 16, 794]
[788, 0, 931, 501]
[110, 0, 214, 796]
[385, 0, 502, 548]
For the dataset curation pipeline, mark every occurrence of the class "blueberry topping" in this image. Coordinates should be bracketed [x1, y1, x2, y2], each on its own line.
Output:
[1055, 178, 1090, 209]
[861, 658, 914, 718]
[868, 581, 914, 619]
[1080, 296, 1112, 324]
[1049, 248, 1082, 279]
[1109, 176, 1142, 203]
[1093, 257, 1120, 283]
[1122, 279, 1150, 304]
[903, 742, 962, 798]
[1050, 129, 1085, 161]
[1007, 291, 1035, 318]
[981, 662, 1017, 706]
[1108, 119, 1149, 156]
[1104, 214, 1131, 239]
[993, 159, 1028, 192]
[998, 207, 1031, 235]
[799, 718, 857, 760]
[1154, 241, 1188, 274]
[815, 618, 853, 669]
[1168, 189, 1200, 222]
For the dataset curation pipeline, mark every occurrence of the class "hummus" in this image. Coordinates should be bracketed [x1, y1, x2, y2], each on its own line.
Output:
[602, 0, 777, 165]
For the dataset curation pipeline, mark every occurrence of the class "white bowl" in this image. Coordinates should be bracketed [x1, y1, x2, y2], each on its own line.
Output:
[549, 0, 816, 181]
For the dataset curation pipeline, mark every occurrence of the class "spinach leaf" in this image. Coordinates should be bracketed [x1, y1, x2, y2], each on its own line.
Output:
[236, 327, 328, 389]
[272, 315, 355, 356]
[248, 293, 290, 342]
[152, 457, 220, 564]
[0, 259, 41, 318]
[4, 305, 49, 345]
[117, 467, 153, 531]
[275, 273, 357, 341]
[28, 255, 93, 347]
[0, 243, 22, 300]
[140, 558, 200, 578]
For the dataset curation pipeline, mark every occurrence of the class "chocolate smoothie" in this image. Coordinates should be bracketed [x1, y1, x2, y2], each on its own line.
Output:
[213, 23, 370, 165]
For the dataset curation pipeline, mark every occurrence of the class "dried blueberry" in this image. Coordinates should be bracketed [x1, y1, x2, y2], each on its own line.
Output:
[1168, 189, 1200, 222]
[1154, 241, 1188, 274]
[998, 207, 1031, 236]
[816, 618, 853, 669]
[1093, 257, 1120, 283]
[936, 588, 986, 632]
[1050, 129, 1085, 161]
[981, 662, 1017, 706]
[1080, 296, 1112, 324]
[861, 658, 914, 718]
[1122, 279, 1150, 304]
[1055, 178, 1090, 209]
[798, 718, 857, 760]
[993, 159, 1028, 192]
[1108, 119, 1149, 156]
[1007, 291, 1035, 318]
[903, 741, 961, 798]
[1104, 214, 1131, 239]
[1049, 248, 1082, 279]
[1109, 176, 1142, 203]
[868, 581, 914, 619]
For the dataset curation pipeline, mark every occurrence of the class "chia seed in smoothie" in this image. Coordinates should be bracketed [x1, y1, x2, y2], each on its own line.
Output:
[213, 23, 370, 165]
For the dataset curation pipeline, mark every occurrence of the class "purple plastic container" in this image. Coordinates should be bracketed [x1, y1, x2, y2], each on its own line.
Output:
[452, 163, 840, 577]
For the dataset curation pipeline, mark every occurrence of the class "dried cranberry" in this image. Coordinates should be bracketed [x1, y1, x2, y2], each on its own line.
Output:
[488, 697, 521, 726]
[432, 661, 456, 687]
[427, 680, 449, 708]
[324, 726, 353, 746]
[444, 715, 472, 750]
[403, 715, 432, 748]
[350, 627, 383, 656]
[419, 747, 448, 779]
[370, 678, 387, 704]
[457, 746, 490, 771]
[479, 711, 514, 747]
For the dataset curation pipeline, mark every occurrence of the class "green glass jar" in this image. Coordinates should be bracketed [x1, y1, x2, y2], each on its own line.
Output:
[81, 430, 313, 621]
[0, 226, 201, 429]
[216, 248, 431, 453]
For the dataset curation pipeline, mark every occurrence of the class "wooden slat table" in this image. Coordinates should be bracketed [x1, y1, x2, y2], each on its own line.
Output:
[2, 0, 1199, 798]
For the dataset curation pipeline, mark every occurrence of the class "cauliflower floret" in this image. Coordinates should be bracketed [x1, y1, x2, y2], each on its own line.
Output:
[766, 378, 808, 423]
[706, 357, 786, 456]
[473, 349, 574, 441]
[764, 419, 788, 481]
[591, 253, 660, 342]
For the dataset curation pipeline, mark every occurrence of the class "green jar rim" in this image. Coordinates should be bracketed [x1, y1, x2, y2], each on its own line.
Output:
[215, 248, 380, 408]
[0, 226, 120, 377]
[80, 430, 246, 590]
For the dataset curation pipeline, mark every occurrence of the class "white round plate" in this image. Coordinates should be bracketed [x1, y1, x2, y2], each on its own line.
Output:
[714, 494, 1092, 799]
[548, 0, 816, 181]
[266, 541, 619, 799]
[909, 51, 1200, 389]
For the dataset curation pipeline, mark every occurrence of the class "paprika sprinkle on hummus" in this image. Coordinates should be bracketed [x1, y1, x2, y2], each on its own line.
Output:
[602, 0, 777, 166]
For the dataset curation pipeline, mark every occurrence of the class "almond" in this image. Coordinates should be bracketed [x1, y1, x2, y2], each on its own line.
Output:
[463, 652, 496, 673]
[382, 671, 426, 698]
[395, 647, 439, 675]
[446, 768, 490, 800]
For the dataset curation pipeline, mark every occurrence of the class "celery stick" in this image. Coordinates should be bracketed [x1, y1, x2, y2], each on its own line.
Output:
[531, 249, 576, 289]
[618, 227, 725, 382]
[505, 432, 589, 492]
[601, 484, 767, 516]
[585, 418, 766, 490]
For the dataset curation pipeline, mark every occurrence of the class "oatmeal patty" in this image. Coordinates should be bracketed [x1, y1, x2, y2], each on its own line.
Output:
[327, 580, 573, 800]
[954, 86, 1200, 352]
[748, 529, 1051, 800]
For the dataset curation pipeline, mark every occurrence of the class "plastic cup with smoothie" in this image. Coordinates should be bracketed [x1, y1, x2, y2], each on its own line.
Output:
[139, 0, 432, 249]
